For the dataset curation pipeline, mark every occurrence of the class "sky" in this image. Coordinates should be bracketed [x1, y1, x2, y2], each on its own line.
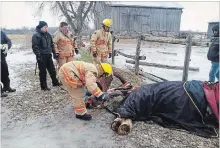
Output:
[0, 1, 219, 32]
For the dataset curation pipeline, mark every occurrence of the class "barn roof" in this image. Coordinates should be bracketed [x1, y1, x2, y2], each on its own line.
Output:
[208, 19, 219, 23]
[208, 21, 219, 24]
[107, 2, 183, 9]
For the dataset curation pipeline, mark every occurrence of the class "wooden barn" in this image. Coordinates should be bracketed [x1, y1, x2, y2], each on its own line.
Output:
[94, 2, 183, 35]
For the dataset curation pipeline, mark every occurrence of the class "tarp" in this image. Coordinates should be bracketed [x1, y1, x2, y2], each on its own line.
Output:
[115, 81, 218, 138]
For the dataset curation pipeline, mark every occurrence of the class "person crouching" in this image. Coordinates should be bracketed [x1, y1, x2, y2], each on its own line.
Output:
[58, 61, 112, 121]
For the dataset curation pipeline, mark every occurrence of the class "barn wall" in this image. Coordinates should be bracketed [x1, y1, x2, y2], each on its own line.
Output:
[94, 5, 182, 35]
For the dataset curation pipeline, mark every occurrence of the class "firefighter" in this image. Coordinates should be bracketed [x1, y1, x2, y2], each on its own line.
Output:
[58, 61, 112, 121]
[90, 19, 131, 91]
[53, 22, 78, 68]
[90, 19, 113, 64]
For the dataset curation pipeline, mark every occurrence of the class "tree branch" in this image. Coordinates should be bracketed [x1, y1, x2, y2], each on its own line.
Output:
[68, 1, 77, 17]
[57, 1, 77, 31]
[82, 2, 94, 21]
[67, 9, 76, 17]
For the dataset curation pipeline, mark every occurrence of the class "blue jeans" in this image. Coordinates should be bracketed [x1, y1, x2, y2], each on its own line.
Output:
[209, 61, 219, 82]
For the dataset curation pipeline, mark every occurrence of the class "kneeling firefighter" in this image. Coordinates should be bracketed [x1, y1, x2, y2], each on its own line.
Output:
[58, 61, 113, 121]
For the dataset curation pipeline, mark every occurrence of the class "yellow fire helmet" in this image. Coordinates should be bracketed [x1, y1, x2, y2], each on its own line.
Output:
[101, 63, 113, 77]
[102, 19, 113, 28]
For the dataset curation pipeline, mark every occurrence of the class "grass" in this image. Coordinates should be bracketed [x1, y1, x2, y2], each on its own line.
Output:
[8, 34, 32, 40]
[78, 47, 93, 63]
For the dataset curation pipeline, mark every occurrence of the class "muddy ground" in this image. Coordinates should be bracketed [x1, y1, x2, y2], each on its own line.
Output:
[1, 37, 219, 148]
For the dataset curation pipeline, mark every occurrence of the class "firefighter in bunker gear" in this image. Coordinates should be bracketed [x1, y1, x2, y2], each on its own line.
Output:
[58, 61, 113, 121]
[90, 20, 132, 96]
[53, 22, 76, 68]
[90, 19, 113, 64]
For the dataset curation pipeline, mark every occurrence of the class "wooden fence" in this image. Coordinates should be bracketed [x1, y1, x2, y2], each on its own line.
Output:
[111, 34, 198, 82]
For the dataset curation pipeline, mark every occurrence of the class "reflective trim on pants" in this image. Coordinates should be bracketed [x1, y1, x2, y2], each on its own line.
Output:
[58, 69, 87, 115]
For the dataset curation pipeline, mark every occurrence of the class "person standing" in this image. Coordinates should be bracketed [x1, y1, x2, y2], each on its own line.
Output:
[32, 21, 60, 90]
[90, 19, 113, 64]
[53, 22, 78, 68]
[207, 24, 219, 82]
[1, 31, 16, 97]
[90, 19, 131, 89]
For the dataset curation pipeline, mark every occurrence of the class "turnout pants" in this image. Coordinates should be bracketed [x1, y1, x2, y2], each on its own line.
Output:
[58, 69, 87, 115]
[37, 54, 59, 89]
[58, 56, 75, 69]
[92, 54, 108, 64]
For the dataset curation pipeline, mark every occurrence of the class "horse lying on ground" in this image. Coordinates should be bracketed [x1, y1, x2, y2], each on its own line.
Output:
[89, 80, 219, 138]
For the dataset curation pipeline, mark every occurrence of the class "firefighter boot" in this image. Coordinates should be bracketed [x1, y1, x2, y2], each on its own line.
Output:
[76, 113, 92, 121]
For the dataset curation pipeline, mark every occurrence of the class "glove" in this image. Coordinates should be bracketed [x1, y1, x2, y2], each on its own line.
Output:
[0, 44, 8, 54]
[86, 95, 99, 108]
[108, 53, 112, 58]
[75, 48, 79, 54]
[53, 53, 59, 60]
[86, 91, 92, 96]
[93, 51, 97, 58]
[97, 92, 110, 102]
[36, 54, 42, 62]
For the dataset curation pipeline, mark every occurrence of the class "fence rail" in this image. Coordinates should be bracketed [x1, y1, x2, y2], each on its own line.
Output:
[112, 34, 197, 82]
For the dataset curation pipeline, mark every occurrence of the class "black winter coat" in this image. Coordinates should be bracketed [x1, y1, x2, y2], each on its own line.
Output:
[207, 24, 219, 62]
[32, 27, 55, 56]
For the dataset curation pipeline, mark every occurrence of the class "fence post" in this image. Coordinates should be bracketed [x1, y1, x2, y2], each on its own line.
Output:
[111, 31, 115, 65]
[135, 35, 142, 75]
[182, 34, 192, 81]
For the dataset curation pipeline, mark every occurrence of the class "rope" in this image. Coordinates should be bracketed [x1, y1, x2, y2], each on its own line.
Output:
[183, 81, 219, 138]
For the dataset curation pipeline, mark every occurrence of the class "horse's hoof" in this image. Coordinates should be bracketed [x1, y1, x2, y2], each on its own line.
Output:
[111, 118, 123, 132]
[117, 119, 132, 135]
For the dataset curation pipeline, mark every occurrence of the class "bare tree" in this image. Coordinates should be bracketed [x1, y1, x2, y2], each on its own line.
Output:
[56, 2, 95, 36]
[29, 1, 110, 47]
[30, 2, 107, 38]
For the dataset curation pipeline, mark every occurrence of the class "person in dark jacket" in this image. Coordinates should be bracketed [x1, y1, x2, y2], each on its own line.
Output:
[1, 31, 16, 97]
[32, 21, 60, 90]
[207, 24, 219, 82]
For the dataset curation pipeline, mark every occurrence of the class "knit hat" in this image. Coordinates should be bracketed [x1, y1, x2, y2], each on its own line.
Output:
[37, 21, 48, 29]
